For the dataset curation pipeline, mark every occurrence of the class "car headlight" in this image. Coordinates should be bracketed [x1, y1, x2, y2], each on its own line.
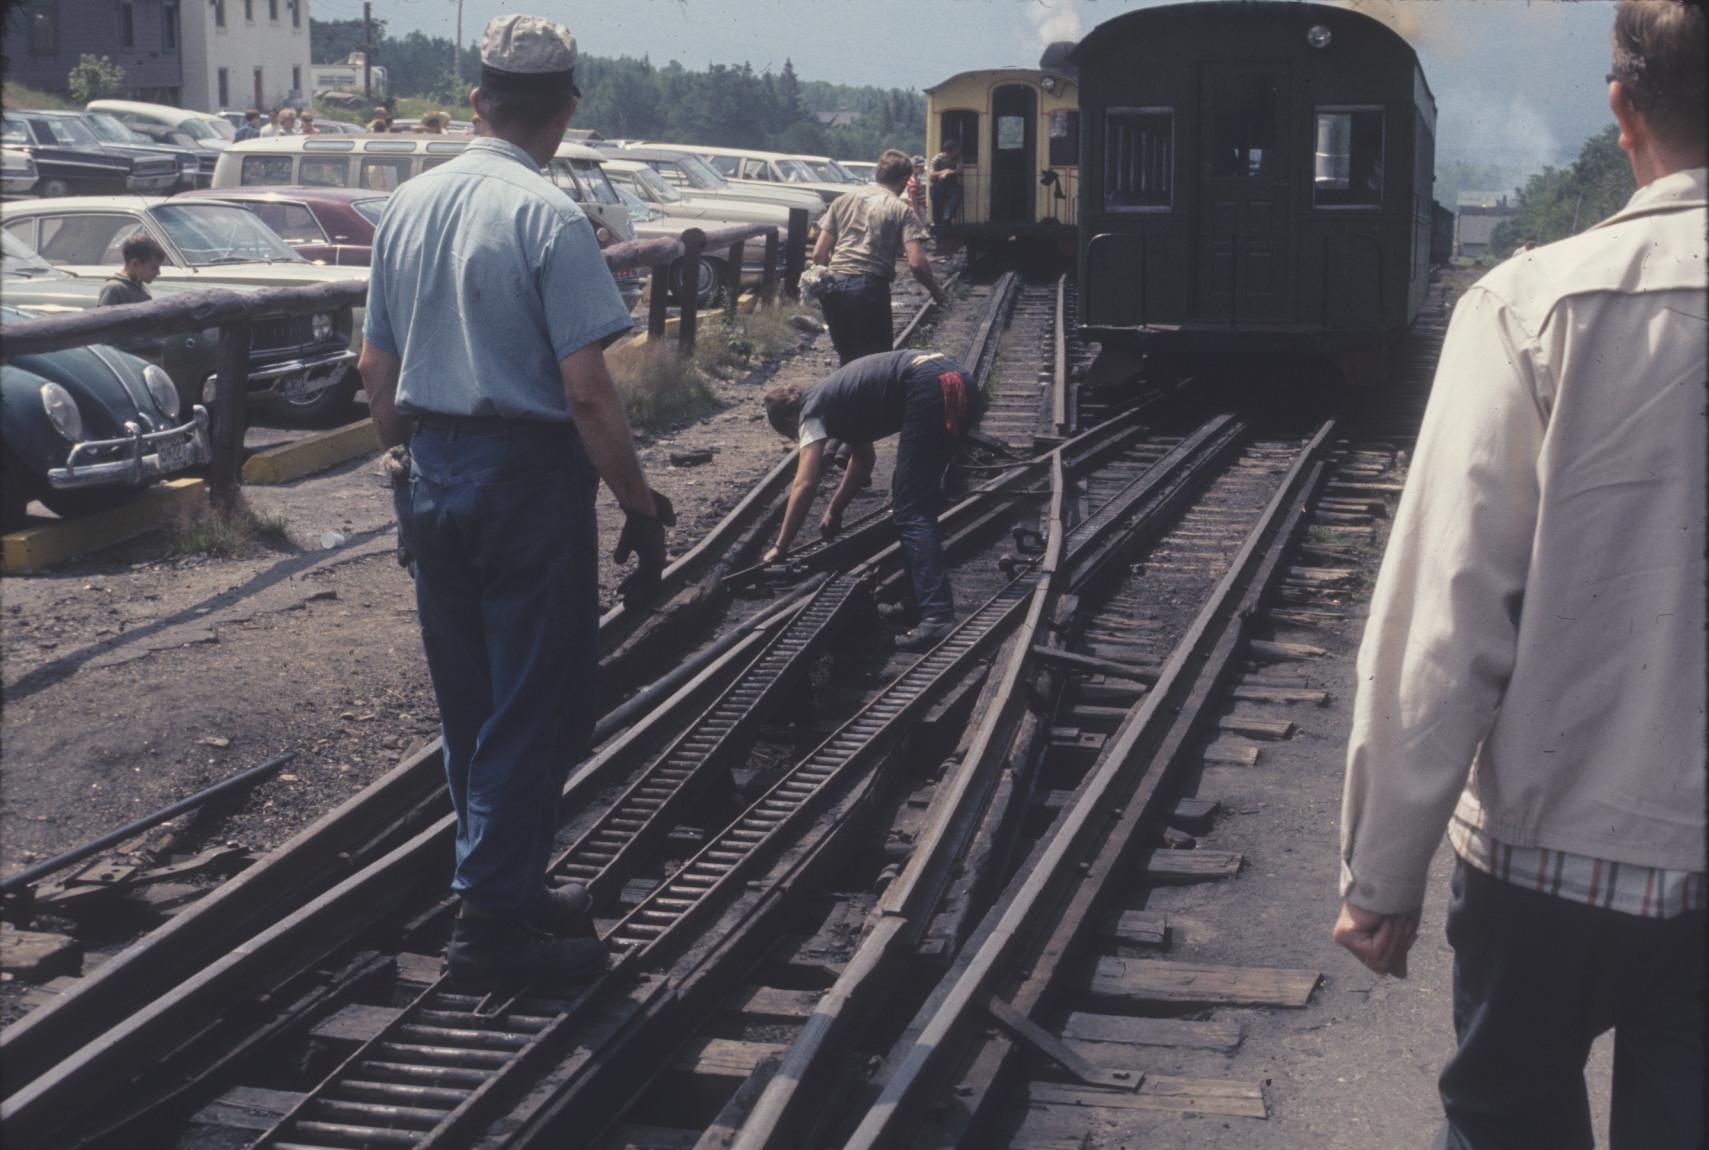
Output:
[143, 364, 181, 420]
[40, 381, 84, 442]
[312, 312, 334, 341]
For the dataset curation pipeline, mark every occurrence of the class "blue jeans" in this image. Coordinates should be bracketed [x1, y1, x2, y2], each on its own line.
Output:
[819, 276, 893, 365]
[893, 365, 958, 623]
[1433, 858, 1704, 1150]
[397, 418, 601, 916]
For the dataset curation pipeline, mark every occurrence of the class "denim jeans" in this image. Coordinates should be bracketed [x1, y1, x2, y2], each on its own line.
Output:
[931, 182, 962, 226]
[397, 418, 600, 916]
[818, 276, 894, 365]
[893, 366, 958, 623]
[1433, 858, 1705, 1150]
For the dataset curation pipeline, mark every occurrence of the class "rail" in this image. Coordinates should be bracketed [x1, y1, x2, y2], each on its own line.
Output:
[0, 213, 807, 516]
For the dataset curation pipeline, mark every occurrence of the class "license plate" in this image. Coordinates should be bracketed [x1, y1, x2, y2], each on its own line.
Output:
[156, 437, 191, 473]
[279, 373, 308, 401]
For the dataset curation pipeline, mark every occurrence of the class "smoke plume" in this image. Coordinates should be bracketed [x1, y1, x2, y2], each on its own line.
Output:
[1027, 0, 1084, 50]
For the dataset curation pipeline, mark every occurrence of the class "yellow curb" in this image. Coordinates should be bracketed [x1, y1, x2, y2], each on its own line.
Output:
[1, 478, 205, 575]
[242, 419, 381, 485]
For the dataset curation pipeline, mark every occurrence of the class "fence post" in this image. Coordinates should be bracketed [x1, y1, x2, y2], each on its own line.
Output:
[207, 319, 253, 514]
[761, 227, 780, 307]
[784, 208, 808, 298]
[724, 239, 745, 320]
[678, 228, 706, 355]
[647, 261, 671, 340]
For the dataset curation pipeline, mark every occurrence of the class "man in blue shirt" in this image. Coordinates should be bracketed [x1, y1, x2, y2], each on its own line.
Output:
[358, 13, 671, 984]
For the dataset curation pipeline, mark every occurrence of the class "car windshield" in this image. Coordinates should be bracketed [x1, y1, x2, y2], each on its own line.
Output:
[84, 113, 146, 144]
[827, 159, 863, 183]
[38, 117, 102, 148]
[615, 183, 662, 222]
[776, 158, 819, 183]
[803, 160, 842, 182]
[631, 166, 683, 203]
[1, 117, 28, 145]
[574, 161, 621, 205]
[152, 203, 303, 265]
[352, 198, 387, 227]
[176, 116, 235, 142]
[671, 154, 730, 190]
[1, 230, 69, 279]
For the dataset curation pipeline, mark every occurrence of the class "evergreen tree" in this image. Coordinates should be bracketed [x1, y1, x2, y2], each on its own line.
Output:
[1489, 126, 1634, 256]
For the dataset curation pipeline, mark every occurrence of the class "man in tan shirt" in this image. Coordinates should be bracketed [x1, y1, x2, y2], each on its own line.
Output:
[1335, 3, 1705, 1146]
[812, 148, 947, 364]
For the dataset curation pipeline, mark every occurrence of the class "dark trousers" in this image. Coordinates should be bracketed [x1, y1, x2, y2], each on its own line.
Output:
[1434, 858, 1705, 1150]
[931, 182, 962, 226]
[893, 366, 958, 622]
[819, 276, 894, 365]
[398, 418, 600, 916]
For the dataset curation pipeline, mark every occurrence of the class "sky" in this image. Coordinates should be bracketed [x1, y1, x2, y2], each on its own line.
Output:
[315, 0, 1619, 174]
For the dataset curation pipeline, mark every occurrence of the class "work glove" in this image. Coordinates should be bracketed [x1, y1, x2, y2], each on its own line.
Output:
[380, 445, 414, 572]
[614, 489, 676, 610]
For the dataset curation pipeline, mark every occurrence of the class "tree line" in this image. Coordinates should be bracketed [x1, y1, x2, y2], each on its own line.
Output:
[1485, 126, 1635, 258]
[311, 18, 926, 159]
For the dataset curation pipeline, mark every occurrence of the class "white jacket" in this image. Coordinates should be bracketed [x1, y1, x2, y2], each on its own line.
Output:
[1341, 168, 1708, 915]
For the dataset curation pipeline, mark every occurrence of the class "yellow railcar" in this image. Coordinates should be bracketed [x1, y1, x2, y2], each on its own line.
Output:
[924, 68, 1080, 251]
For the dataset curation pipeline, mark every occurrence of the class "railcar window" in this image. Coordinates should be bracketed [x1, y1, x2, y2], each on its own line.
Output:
[1209, 73, 1279, 178]
[938, 111, 979, 163]
[1048, 110, 1079, 168]
[1104, 108, 1173, 210]
[1313, 108, 1384, 207]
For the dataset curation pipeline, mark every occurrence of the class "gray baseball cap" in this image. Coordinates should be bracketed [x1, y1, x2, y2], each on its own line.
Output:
[479, 14, 580, 95]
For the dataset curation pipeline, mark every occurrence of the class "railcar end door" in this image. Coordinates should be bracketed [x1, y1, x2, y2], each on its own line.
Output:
[1197, 63, 1293, 324]
[990, 84, 1037, 224]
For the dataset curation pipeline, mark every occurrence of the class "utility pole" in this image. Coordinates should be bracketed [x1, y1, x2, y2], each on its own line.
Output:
[452, 0, 463, 86]
[362, 1, 373, 101]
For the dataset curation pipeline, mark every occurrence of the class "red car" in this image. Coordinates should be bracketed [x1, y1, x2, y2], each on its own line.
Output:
[175, 186, 386, 266]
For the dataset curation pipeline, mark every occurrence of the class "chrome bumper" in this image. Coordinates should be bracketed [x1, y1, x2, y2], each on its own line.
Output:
[48, 406, 212, 490]
[126, 173, 181, 194]
[200, 349, 357, 402]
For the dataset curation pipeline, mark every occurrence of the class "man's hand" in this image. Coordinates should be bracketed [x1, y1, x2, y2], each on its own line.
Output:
[1332, 901, 1421, 979]
[819, 508, 842, 539]
[614, 489, 676, 610]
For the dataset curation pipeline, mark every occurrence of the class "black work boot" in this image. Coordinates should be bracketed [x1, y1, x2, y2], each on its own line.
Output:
[447, 902, 606, 984]
[529, 881, 597, 939]
[894, 617, 955, 652]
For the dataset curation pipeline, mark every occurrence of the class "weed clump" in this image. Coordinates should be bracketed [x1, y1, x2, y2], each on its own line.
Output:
[611, 343, 718, 430]
[170, 496, 293, 558]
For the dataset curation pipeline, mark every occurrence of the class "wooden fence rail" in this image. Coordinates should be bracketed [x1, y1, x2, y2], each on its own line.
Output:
[2, 213, 809, 510]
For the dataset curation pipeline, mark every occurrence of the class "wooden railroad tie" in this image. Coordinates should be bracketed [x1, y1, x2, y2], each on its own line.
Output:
[1140, 848, 1243, 884]
[1062, 1010, 1244, 1052]
[1089, 957, 1321, 1010]
[1024, 1078, 1268, 1121]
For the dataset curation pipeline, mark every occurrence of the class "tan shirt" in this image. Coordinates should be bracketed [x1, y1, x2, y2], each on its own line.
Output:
[821, 183, 930, 282]
[1340, 168, 1708, 915]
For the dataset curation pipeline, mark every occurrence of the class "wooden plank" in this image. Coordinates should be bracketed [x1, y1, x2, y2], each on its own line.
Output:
[1231, 685, 1330, 705]
[394, 951, 442, 987]
[190, 1085, 307, 1132]
[1215, 714, 1293, 740]
[1166, 797, 1219, 834]
[1140, 849, 1242, 884]
[0, 924, 82, 980]
[1062, 1011, 1243, 1052]
[1249, 639, 1328, 662]
[670, 1037, 788, 1082]
[1201, 740, 1259, 766]
[310, 1003, 403, 1044]
[1090, 957, 1320, 1009]
[1099, 909, 1168, 949]
[1027, 1077, 1267, 1119]
[728, 986, 820, 1022]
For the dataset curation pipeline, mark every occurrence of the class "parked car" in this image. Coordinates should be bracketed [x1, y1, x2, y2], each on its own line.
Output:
[839, 160, 878, 182]
[604, 159, 788, 305]
[86, 99, 233, 186]
[617, 146, 826, 219]
[2, 197, 365, 422]
[2, 147, 39, 197]
[647, 144, 849, 204]
[794, 154, 864, 184]
[2, 230, 359, 425]
[1, 303, 211, 529]
[1, 111, 179, 197]
[77, 110, 203, 191]
[615, 181, 771, 307]
[176, 186, 388, 267]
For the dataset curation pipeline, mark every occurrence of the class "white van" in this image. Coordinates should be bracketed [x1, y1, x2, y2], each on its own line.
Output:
[212, 136, 634, 244]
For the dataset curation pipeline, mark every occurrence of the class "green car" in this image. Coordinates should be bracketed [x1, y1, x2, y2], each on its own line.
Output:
[2, 303, 212, 530]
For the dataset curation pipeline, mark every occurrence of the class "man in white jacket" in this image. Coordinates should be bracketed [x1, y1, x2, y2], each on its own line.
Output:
[1334, 2, 1705, 1147]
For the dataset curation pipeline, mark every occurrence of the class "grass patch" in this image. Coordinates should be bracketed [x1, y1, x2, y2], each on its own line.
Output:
[169, 496, 292, 559]
[4, 81, 74, 110]
[691, 304, 814, 379]
[611, 343, 718, 430]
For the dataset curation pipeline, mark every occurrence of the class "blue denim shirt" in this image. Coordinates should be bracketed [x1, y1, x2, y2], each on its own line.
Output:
[363, 137, 634, 421]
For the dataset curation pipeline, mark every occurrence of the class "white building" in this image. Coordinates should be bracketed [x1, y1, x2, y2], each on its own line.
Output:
[181, 0, 314, 112]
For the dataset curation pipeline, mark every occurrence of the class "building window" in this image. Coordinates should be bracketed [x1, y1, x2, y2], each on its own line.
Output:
[29, 2, 58, 55]
[938, 110, 979, 163]
[291, 65, 301, 93]
[217, 68, 229, 107]
[213, 0, 224, 27]
[119, 0, 134, 46]
[1313, 107, 1384, 207]
[1047, 109, 1079, 168]
[161, 0, 177, 49]
[252, 66, 263, 107]
[268, 0, 277, 21]
[243, 0, 251, 19]
[290, 0, 298, 27]
[1104, 108, 1173, 210]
